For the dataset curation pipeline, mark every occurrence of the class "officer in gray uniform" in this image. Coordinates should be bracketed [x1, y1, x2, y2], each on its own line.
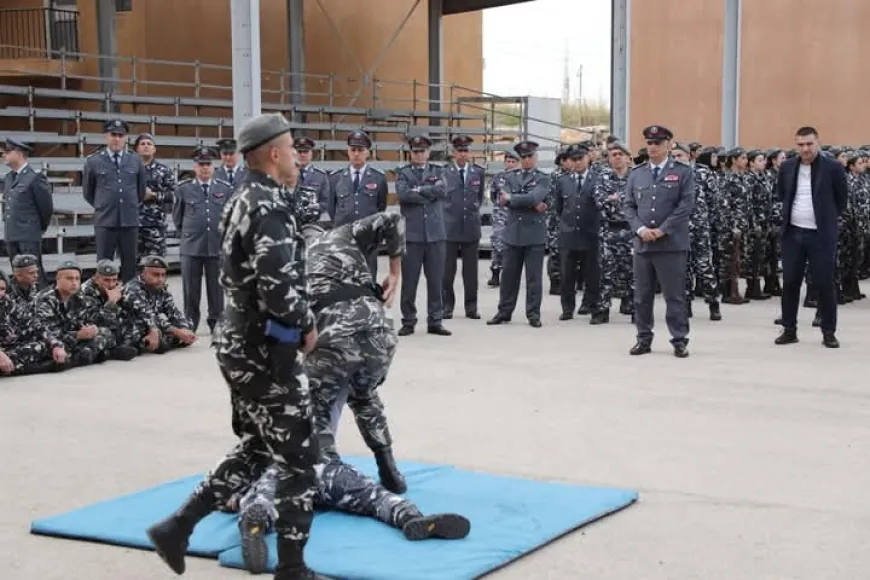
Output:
[327, 131, 389, 276]
[442, 134, 485, 319]
[172, 146, 232, 334]
[2, 138, 52, 287]
[396, 134, 451, 336]
[624, 125, 695, 358]
[295, 136, 332, 211]
[487, 141, 551, 327]
[83, 119, 147, 283]
[214, 138, 247, 188]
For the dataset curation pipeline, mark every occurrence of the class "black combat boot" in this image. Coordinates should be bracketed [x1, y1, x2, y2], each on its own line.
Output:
[146, 492, 214, 575]
[401, 513, 471, 541]
[110, 345, 138, 361]
[619, 298, 633, 315]
[763, 275, 782, 297]
[487, 270, 500, 287]
[589, 310, 609, 325]
[72, 346, 96, 367]
[549, 278, 561, 296]
[709, 301, 722, 321]
[275, 538, 333, 579]
[374, 446, 407, 494]
[239, 503, 270, 575]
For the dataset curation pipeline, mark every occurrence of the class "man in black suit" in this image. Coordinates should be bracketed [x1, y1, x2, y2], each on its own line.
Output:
[775, 126, 847, 348]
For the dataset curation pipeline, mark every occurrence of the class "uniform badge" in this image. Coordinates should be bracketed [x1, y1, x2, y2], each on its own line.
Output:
[664, 174, 679, 182]
[470, 179, 481, 186]
[213, 192, 224, 199]
[365, 182, 377, 190]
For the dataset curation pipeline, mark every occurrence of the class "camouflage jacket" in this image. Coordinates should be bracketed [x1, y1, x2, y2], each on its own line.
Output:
[32, 286, 87, 349]
[123, 276, 189, 335]
[0, 294, 51, 348]
[283, 183, 322, 227]
[546, 168, 565, 211]
[717, 172, 752, 234]
[307, 212, 405, 342]
[593, 166, 631, 224]
[7, 277, 38, 307]
[218, 169, 314, 347]
[79, 278, 149, 335]
[749, 171, 773, 228]
[765, 169, 783, 227]
[139, 159, 176, 227]
[693, 164, 719, 231]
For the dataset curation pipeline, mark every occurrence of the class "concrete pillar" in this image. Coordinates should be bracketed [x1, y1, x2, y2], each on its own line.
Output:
[287, 0, 305, 107]
[231, 0, 263, 135]
[721, 0, 742, 148]
[427, 0, 443, 126]
[610, 0, 630, 145]
[95, 0, 119, 99]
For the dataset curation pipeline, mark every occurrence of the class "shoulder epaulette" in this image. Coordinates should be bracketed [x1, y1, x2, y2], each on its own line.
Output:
[395, 164, 410, 172]
[631, 163, 648, 171]
[85, 147, 106, 159]
[674, 159, 691, 167]
[309, 166, 327, 174]
[328, 168, 344, 175]
[472, 163, 484, 171]
[368, 166, 385, 175]
[176, 178, 193, 186]
[214, 178, 232, 187]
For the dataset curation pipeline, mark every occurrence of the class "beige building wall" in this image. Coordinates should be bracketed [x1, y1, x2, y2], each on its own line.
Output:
[629, 0, 870, 149]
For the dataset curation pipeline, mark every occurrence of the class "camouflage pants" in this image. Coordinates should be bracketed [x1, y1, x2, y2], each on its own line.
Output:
[764, 228, 781, 279]
[308, 330, 396, 460]
[193, 344, 320, 564]
[598, 228, 634, 310]
[686, 226, 718, 302]
[237, 460, 418, 532]
[741, 229, 768, 279]
[546, 209, 560, 283]
[3, 341, 49, 371]
[717, 232, 741, 284]
[490, 206, 506, 272]
[138, 226, 166, 257]
[63, 329, 112, 362]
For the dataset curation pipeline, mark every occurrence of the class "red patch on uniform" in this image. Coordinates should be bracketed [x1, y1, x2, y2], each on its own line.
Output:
[425, 177, 438, 183]
[663, 174, 679, 182]
[365, 183, 377, 190]
[213, 193, 224, 199]
[470, 179, 481, 186]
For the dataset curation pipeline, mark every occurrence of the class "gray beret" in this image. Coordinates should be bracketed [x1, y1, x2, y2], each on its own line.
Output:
[139, 255, 168, 269]
[95, 259, 120, 276]
[237, 113, 294, 155]
[11, 254, 38, 269]
[56, 260, 80, 273]
[608, 142, 631, 156]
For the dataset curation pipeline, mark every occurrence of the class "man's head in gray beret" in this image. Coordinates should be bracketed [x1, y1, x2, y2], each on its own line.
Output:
[236, 113, 299, 187]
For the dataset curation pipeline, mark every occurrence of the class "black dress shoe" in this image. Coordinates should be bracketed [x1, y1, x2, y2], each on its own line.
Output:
[528, 319, 542, 328]
[466, 311, 481, 320]
[619, 299, 633, 315]
[443, 312, 454, 320]
[774, 329, 798, 345]
[629, 342, 652, 355]
[673, 343, 689, 358]
[577, 305, 591, 315]
[427, 325, 452, 336]
[397, 325, 415, 336]
[589, 310, 609, 325]
[558, 312, 573, 321]
[822, 333, 840, 348]
[774, 317, 783, 326]
[709, 301, 722, 321]
[812, 314, 821, 328]
[486, 314, 510, 325]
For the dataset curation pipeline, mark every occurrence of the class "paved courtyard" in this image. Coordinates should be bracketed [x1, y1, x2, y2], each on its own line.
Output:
[2, 258, 869, 580]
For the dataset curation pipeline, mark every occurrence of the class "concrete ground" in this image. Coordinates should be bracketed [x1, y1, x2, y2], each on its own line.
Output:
[2, 258, 869, 580]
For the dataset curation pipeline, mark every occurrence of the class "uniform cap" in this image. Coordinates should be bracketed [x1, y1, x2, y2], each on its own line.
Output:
[3, 138, 33, 155]
[11, 254, 38, 269]
[236, 113, 294, 155]
[295, 136, 315, 151]
[451, 134, 474, 150]
[407, 134, 433, 151]
[608, 142, 631, 156]
[139, 255, 168, 269]
[503, 150, 519, 161]
[216, 138, 238, 153]
[727, 147, 745, 158]
[688, 141, 703, 152]
[566, 144, 588, 159]
[192, 145, 217, 162]
[104, 119, 129, 135]
[642, 125, 674, 141]
[605, 134, 620, 144]
[672, 142, 690, 154]
[56, 260, 80, 273]
[133, 133, 155, 147]
[346, 130, 372, 149]
[514, 140, 539, 157]
[95, 259, 120, 276]
[746, 149, 764, 160]
[765, 148, 782, 159]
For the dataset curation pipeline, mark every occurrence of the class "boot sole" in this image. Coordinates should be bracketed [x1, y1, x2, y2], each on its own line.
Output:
[403, 514, 471, 541]
[240, 504, 270, 574]
[146, 526, 186, 575]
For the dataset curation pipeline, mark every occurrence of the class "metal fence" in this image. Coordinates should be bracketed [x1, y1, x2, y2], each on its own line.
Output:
[0, 7, 80, 60]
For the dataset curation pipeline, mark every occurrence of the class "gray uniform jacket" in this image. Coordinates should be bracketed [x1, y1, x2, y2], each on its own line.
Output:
[83, 149, 146, 228]
[553, 170, 600, 251]
[395, 163, 448, 243]
[443, 162, 485, 242]
[327, 165, 388, 227]
[623, 157, 695, 254]
[172, 178, 233, 257]
[214, 165, 247, 190]
[2, 164, 53, 242]
[500, 168, 551, 246]
[299, 165, 331, 212]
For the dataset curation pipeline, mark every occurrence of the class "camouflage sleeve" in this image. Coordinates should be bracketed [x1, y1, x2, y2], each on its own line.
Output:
[159, 292, 190, 330]
[160, 167, 176, 206]
[350, 212, 406, 258]
[293, 184, 322, 226]
[246, 206, 315, 333]
[124, 283, 158, 331]
[34, 296, 76, 347]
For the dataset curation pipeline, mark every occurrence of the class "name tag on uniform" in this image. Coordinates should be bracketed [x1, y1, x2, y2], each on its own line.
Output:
[664, 174, 679, 182]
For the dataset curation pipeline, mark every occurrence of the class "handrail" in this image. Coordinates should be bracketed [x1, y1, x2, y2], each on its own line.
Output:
[0, 8, 80, 60]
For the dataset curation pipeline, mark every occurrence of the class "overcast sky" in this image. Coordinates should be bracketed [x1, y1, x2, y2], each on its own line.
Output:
[481, 0, 612, 105]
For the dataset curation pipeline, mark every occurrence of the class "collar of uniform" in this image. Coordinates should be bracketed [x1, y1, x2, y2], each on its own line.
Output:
[198, 179, 213, 187]
[349, 164, 367, 176]
[245, 169, 281, 189]
[454, 161, 468, 171]
[649, 157, 670, 172]
[105, 149, 123, 159]
[14, 163, 29, 174]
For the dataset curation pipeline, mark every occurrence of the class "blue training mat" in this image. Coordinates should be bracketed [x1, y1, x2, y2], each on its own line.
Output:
[30, 457, 638, 579]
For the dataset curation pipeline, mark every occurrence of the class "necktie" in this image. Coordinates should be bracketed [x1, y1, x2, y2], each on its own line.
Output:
[414, 167, 423, 180]
[202, 182, 209, 197]
[113, 153, 120, 169]
[652, 166, 660, 181]
[459, 167, 465, 187]
[353, 171, 361, 192]
[227, 169, 234, 183]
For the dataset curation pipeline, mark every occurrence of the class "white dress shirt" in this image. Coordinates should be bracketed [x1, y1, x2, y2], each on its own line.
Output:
[790, 163, 816, 229]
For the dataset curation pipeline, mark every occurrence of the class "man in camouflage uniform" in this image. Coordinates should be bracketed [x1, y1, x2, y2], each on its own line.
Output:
[0, 272, 63, 375]
[300, 211, 406, 494]
[32, 261, 112, 367]
[764, 149, 785, 296]
[673, 145, 722, 320]
[594, 143, 635, 320]
[78, 260, 146, 361]
[134, 134, 176, 257]
[7, 253, 40, 305]
[546, 149, 569, 295]
[124, 255, 197, 353]
[487, 150, 519, 287]
[743, 150, 774, 300]
[147, 114, 324, 580]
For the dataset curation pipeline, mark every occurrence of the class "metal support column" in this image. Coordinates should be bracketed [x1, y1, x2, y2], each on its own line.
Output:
[287, 0, 305, 107]
[610, 0, 630, 145]
[721, 0, 741, 148]
[428, 0, 444, 126]
[95, 0, 119, 100]
[231, 0, 263, 135]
